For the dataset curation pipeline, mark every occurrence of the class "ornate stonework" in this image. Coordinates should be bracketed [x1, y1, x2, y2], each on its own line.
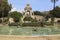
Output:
[9, 18, 14, 24]
[24, 3, 33, 16]
[21, 4, 34, 23]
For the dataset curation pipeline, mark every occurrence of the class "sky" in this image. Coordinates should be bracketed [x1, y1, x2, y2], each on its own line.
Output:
[8, 0, 60, 12]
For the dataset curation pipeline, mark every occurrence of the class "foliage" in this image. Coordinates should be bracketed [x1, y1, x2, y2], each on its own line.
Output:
[22, 22, 41, 27]
[34, 11, 42, 16]
[50, 0, 59, 24]
[50, 6, 60, 18]
[51, 0, 58, 2]
[45, 14, 51, 21]
[0, 0, 12, 17]
[23, 16, 33, 21]
[45, 22, 53, 26]
[9, 11, 23, 22]
[51, 0, 58, 4]
[34, 11, 47, 16]
[8, 22, 20, 26]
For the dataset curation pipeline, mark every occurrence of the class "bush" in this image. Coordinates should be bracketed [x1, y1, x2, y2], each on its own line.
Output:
[8, 22, 20, 26]
[22, 22, 41, 27]
[9, 11, 23, 22]
[23, 16, 33, 21]
[45, 22, 52, 26]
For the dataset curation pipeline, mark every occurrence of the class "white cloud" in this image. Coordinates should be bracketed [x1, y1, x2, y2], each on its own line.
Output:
[10, 7, 21, 12]
[10, 7, 17, 12]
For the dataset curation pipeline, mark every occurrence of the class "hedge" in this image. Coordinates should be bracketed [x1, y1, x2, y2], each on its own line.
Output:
[22, 22, 41, 27]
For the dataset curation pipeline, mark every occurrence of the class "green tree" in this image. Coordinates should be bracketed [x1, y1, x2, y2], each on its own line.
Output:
[0, 0, 12, 23]
[34, 11, 42, 16]
[9, 11, 23, 22]
[50, 0, 58, 24]
[23, 16, 33, 21]
[34, 11, 47, 16]
[50, 6, 60, 18]
[50, 6, 60, 25]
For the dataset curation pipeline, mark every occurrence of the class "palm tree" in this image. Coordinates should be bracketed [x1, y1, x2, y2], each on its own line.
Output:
[51, 0, 58, 25]
[51, 0, 58, 9]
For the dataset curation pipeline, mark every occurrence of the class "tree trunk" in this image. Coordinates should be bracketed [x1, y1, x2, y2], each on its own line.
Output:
[51, 0, 56, 25]
[53, 0, 55, 9]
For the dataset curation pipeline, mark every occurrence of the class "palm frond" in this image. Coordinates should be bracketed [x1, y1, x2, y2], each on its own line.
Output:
[51, 0, 58, 2]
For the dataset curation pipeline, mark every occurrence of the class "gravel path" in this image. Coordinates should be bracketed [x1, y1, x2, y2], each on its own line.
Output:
[0, 35, 60, 40]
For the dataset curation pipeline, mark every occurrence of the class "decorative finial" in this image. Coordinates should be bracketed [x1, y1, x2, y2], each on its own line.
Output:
[26, 3, 30, 6]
